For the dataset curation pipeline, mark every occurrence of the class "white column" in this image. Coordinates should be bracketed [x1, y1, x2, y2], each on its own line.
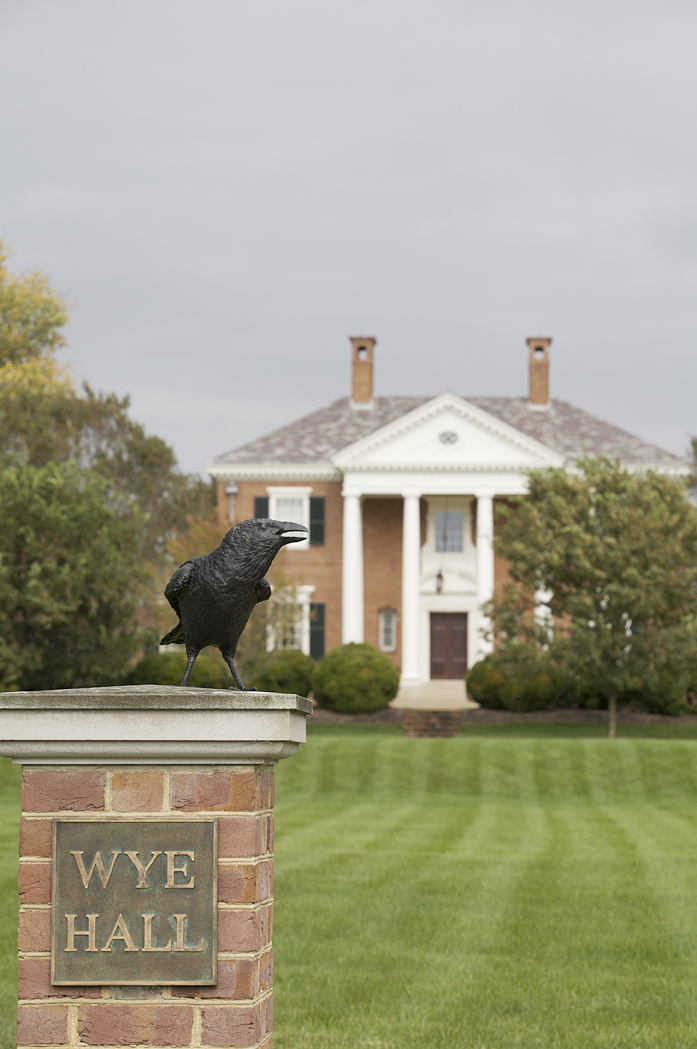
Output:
[475, 493, 495, 657]
[401, 493, 421, 682]
[341, 492, 364, 643]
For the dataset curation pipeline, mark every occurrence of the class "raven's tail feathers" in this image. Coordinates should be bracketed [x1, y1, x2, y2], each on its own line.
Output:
[159, 622, 185, 645]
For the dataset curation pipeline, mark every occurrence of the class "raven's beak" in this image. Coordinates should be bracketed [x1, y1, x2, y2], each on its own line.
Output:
[276, 521, 309, 545]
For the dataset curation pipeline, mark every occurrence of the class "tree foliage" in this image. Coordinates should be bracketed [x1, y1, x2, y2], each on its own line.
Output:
[0, 461, 143, 691]
[0, 242, 68, 365]
[491, 457, 697, 732]
[0, 237, 215, 634]
[0, 359, 214, 563]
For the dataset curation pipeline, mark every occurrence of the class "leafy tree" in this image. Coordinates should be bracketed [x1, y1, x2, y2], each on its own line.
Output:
[0, 241, 67, 364]
[0, 238, 215, 653]
[0, 361, 214, 563]
[0, 461, 143, 690]
[491, 457, 697, 736]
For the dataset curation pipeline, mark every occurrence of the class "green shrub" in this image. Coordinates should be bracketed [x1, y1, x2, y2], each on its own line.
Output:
[466, 644, 559, 712]
[465, 659, 507, 709]
[125, 651, 230, 689]
[250, 649, 315, 696]
[467, 645, 690, 715]
[312, 642, 400, 714]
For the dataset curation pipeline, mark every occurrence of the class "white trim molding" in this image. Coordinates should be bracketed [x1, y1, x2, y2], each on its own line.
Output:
[266, 486, 313, 550]
[208, 462, 341, 482]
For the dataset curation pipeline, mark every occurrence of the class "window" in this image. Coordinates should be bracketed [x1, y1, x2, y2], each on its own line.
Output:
[378, 609, 397, 653]
[277, 616, 301, 650]
[310, 603, 325, 659]
[267, 487, 313, 550]
[434, 511, 464, 553]
[309, 497, 325, 545]
[266, 584, 316, 654]
[254, 496, 269, 518]
[276, 496, 304, 523]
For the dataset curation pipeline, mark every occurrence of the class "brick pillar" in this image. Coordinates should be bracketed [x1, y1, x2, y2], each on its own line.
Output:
[17, 764, 276, 1049]
[1, 685, 309, 1049]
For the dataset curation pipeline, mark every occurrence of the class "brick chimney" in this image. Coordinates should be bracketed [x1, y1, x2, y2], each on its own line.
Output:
[527, 337, 551, 410]
[350, 336, 376, 407]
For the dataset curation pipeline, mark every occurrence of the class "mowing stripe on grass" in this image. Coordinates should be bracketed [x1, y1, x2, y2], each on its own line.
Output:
[272, 734, 697, 1047]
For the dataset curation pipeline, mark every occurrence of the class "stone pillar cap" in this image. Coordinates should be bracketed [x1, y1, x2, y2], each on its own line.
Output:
[0, 685, 312, 765]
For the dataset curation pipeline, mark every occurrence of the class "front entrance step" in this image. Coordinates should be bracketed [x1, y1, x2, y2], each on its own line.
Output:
[390, 679, 479, 711]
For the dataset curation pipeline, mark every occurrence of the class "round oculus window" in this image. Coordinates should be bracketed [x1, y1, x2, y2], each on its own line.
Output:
[439, 431, 458, 444]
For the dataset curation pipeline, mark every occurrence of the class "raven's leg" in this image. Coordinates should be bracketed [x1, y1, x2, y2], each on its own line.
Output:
[222, 651, 256, 692]
[180, 650, 199, 687]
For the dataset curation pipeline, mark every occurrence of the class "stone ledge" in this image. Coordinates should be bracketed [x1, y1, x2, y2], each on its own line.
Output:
[0, 687, 311, 765]
[5, 740, 300, 765]
[0, 685, 313, 713]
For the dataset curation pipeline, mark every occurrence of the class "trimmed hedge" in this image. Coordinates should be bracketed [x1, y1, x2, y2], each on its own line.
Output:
[125, 652, 230, 689]
[312, 642, 399, 714]
[467, 646, 690, 715]
[250, 649, 315, 697]
[466, 652, 555, 712]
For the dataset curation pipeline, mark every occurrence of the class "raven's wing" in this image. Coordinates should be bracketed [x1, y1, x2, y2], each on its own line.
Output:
[164, 560, 197, 618]
[255, 577, 272, 603]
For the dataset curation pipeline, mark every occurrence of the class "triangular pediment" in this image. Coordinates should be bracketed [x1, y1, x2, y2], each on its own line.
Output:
[331, 393, 564, 471]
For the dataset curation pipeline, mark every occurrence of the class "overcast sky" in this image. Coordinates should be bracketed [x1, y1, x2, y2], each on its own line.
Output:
[0, 0, 695, 474]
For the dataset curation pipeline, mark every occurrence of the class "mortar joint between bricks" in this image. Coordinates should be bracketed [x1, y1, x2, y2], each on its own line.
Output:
[67, 1003, 79, 1046]
[163, 771, 171, 811]
[104, 771, 113, 811]
[217, 948, 270, 960]
[25, 811, 252, 820]
[218, 901, 274, 912]
[191, 1004, 202, 1047]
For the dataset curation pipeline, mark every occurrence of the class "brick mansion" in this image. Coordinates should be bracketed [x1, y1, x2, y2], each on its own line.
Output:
[208, 338, 686, 706]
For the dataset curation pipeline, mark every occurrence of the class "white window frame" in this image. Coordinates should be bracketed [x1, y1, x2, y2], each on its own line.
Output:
[378, 608, 398, 653]
[266, 486, 313, 551]
[266, 584, 316, 654]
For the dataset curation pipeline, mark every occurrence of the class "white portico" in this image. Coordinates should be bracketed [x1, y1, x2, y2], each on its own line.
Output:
[332, 393, 563, 703]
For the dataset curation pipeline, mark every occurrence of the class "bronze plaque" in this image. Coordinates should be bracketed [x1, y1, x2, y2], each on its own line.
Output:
[51, 819, 217, 985]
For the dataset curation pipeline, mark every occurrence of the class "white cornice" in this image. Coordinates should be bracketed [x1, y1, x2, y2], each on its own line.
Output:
[207, 461, 342, 482]
[341, 461, 541, 473]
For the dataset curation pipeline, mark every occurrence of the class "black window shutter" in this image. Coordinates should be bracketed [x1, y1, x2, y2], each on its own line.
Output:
[254, 496, 269, 518]
[309, 497, 325, 545]
[310, 603, 325, 660]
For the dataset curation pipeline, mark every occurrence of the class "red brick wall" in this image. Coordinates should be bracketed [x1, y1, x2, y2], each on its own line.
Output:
[222, 480, 344, 653]
[217, 487, 432, 661]
[18, 766, 275, 1049]
[362, 498, 403, 669]
[493, 499, 515, 604]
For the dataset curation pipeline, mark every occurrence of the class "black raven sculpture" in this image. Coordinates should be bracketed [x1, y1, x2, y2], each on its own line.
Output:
[159, 517, 309, 688]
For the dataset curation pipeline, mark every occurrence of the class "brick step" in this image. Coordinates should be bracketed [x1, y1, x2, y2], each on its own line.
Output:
[401, 710, 463, 738]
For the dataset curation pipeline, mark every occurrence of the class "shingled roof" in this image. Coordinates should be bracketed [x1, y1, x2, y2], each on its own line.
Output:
[212, 395, 685, 470]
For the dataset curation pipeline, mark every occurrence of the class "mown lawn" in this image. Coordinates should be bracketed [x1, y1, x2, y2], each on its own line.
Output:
[272, 724, 697, 1048]
[2, 726, 697, 1047]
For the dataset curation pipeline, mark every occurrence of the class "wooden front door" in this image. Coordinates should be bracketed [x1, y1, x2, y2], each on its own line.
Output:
[430, 613, 468, 679]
